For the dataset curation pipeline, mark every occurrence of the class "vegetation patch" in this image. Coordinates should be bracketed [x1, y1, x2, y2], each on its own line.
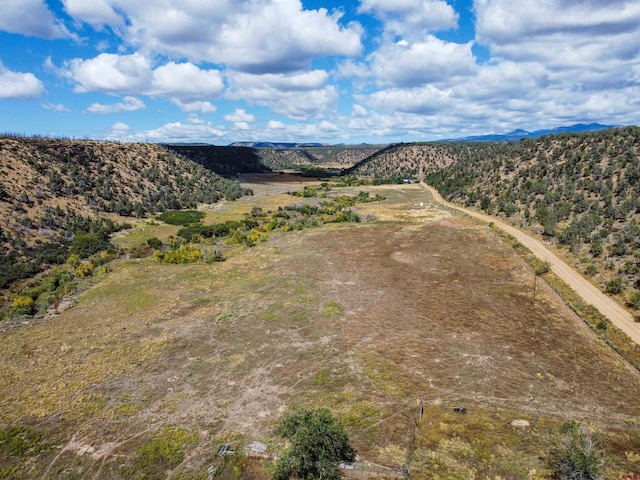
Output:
[157, 209, 206, 226]
[0, 424, 55, 479]
[121, 425, 198, 480]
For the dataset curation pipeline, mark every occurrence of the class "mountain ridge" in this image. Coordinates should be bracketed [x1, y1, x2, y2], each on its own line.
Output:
[441, 123, 617, 142]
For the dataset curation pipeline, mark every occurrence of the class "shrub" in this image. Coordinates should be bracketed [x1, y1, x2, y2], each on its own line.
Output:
[70, 231, 111, 258]
[605, 277, 625, 295]
[153, 244, 203, 264]
[156, 210, 205, 226]
[11, 296, 35, 316]
[146, 237, 163, 249]
[585, 265, 597, 276]
[628, 290, 640, 310]
[548, 421, 605, 480]
[75, 263, 94, 277]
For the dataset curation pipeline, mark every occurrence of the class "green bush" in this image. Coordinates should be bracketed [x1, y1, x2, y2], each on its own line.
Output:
[548, 421, 605, 480]
[146, 237, 163, 249]
[11, 296, 35, 316]
[157, 210, 205, 226]
[70, 231, 111, 258]
[605, 277, 625, 295]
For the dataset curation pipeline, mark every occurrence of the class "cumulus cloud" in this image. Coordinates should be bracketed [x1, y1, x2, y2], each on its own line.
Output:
[226, 70, 338, 120]
[64, 0, 362, 74]
[0, 61, 45, 99]
[0, 0, 72, 38]
[62, 0, 124, 29]
[352, 104, 367, 117]
[106, 120, 227, 143]
[62, 53, 224, 104]
[475, 0, 640, 68]
[85, 96, 146, 114]
[359, 0, 457, 39]
[267, 120, 286, 130]
[369, 36, 477, 87]
[224, 109, 255, 123]
[171, 100, 217, 113]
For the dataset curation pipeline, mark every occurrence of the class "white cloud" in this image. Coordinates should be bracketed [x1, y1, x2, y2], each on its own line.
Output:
[171, 100, 217, 113]
[267, 120, 286, 130]
[352, 104, 367, 117]
[226, 70, 338, 120]
[85, 96, 146, 114]
[233, 122, 251, 131]
[0, 61, 45, 99]
[110, 122, 130, 132]
[359, 0, 457, 39]
[42, 103, 70, 112]
[106, 120, 227, 143]
[475, 0, 640, 69]
[62, 53, 224, 104]
[0, 0, 72, 38]
[369, 36, 477, 87]
[76, 0, 362, 74]
[186, 114, 205, 125]
[62, 0, 124, 29]
[337, 60, 370, 80]
[224, 108, 255, 123]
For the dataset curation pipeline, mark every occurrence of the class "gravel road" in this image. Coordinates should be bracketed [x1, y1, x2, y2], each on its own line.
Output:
[422, 182, 640, 345]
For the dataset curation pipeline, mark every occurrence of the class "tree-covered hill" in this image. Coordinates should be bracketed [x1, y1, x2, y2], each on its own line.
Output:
[350, 127, 640, 309]
[164, 144, 271, 175]
[0, 136, 250, 288]
[257, 145, 384, 171]
[346, 143, 461, 180]
[165, 144, 385, 174]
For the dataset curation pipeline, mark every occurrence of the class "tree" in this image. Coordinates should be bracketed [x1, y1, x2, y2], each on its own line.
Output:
[548, 421, 606, 480]
[272, 407, 355, 480]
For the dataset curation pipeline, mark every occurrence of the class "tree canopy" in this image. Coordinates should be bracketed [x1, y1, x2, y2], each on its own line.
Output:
[272, 407, 355, 480]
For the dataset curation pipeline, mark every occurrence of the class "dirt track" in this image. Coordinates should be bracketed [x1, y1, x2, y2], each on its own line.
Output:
[421, 182, 640, 345]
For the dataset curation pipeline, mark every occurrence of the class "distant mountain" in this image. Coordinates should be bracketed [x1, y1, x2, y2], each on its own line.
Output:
[443, 123, 617, 142]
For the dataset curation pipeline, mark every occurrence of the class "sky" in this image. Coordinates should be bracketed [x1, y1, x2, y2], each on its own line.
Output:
[0, 0, 639, 145]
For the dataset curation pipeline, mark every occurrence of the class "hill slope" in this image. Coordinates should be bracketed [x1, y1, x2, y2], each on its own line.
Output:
[0, 136, 249, 288]
[164, 144, 271, 175]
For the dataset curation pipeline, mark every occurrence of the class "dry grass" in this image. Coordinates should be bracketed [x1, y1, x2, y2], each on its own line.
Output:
[1, 180, 639, 479]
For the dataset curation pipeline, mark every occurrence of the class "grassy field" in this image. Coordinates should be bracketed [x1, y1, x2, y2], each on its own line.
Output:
[1, 179, 639, 479]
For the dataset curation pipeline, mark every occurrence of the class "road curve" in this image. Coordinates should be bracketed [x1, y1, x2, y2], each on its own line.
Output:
[421, 182, 640, 345]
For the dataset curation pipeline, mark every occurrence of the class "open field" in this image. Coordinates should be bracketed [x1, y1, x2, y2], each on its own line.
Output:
[1, 179, 639, 479]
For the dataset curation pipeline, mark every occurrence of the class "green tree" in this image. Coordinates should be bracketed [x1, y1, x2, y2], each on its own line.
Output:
[548, 421, 605, 480]
[272, 407, 355, 480]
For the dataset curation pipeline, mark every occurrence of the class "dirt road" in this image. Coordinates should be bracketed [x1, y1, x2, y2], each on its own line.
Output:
[421, 182, 640, 345]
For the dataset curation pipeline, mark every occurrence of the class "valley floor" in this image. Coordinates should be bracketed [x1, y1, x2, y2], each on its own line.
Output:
[1, 179, 639, 479]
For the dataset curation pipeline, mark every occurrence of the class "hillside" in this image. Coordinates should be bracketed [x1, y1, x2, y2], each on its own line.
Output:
[164, 144, 271, 175]
[350, 127, 640, 311]
[165, 144, 384, 174]
[257, 145, 384, 171]
[0, 136, 250, 288]
[346, 143, 461, 179]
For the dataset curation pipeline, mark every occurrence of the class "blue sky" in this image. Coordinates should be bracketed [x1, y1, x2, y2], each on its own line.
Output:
[1, 0, 639, 144]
